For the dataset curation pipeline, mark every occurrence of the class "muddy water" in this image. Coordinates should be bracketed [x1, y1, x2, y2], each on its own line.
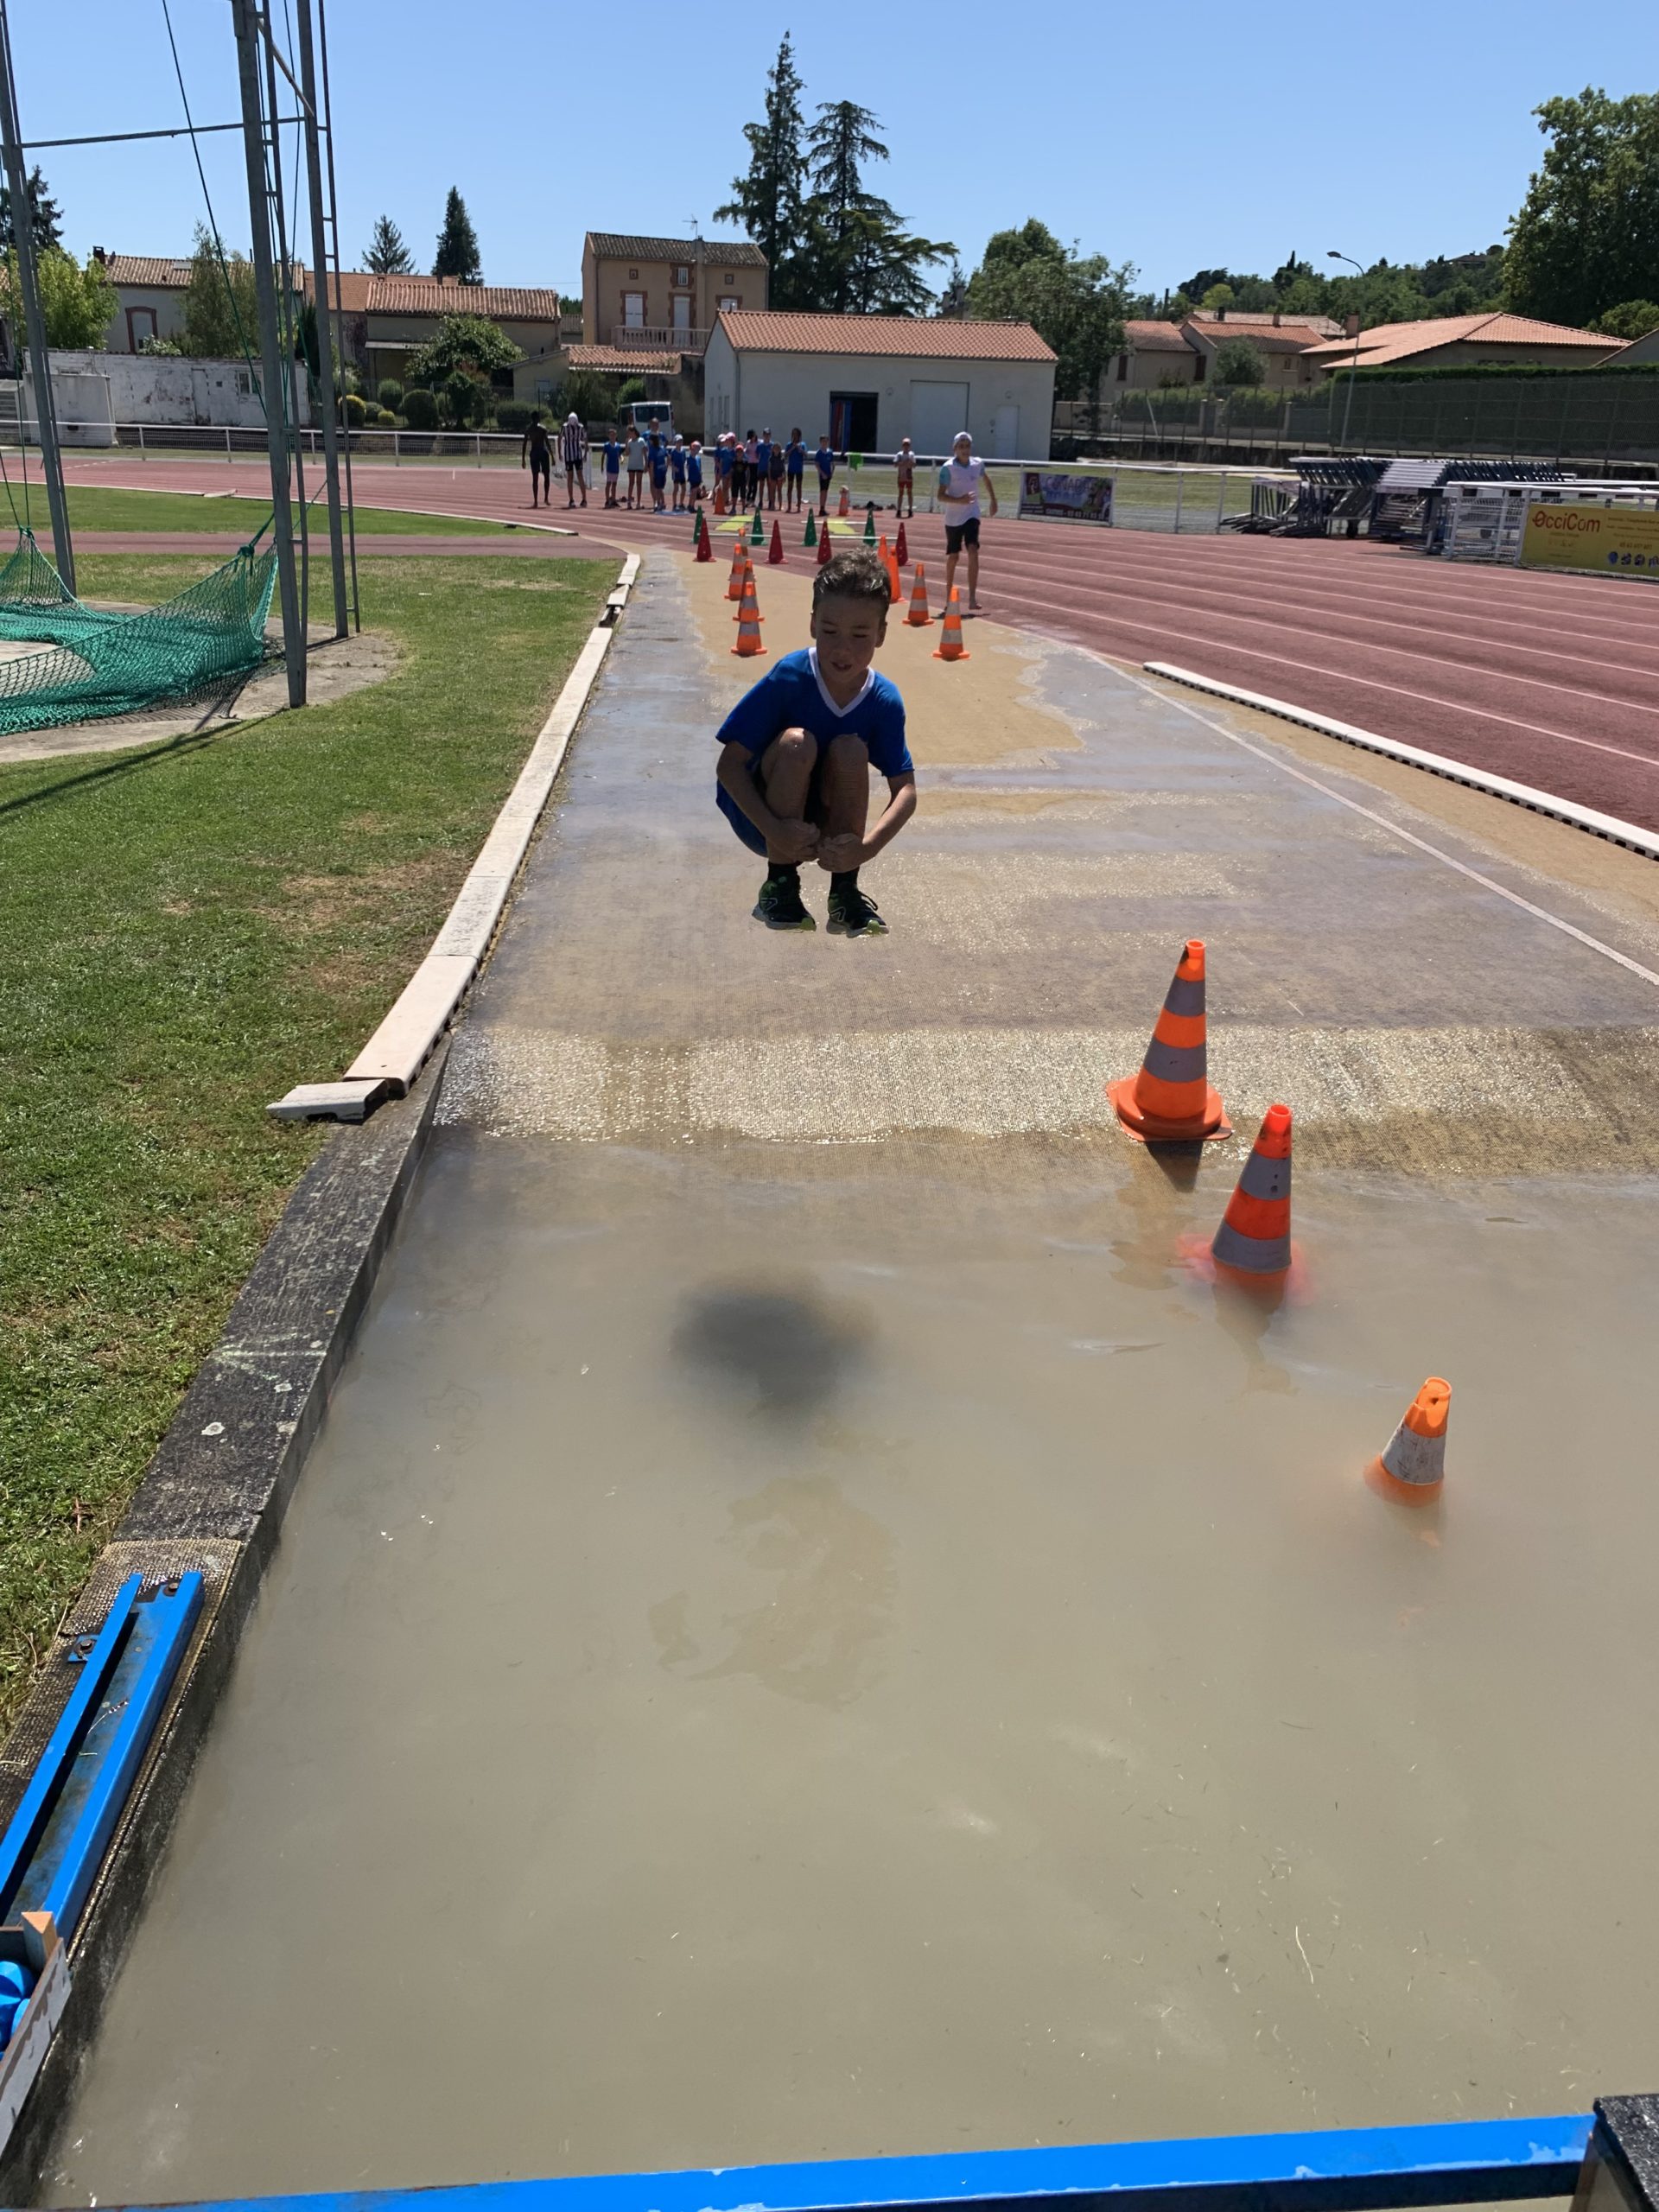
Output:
[39, 1133, 1659, 2201]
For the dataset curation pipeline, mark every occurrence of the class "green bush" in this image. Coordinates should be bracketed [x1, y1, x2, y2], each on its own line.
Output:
[340, 391, 367, 428]
[370, 405, 397, 426]
[400, 386, 439, 429]
[614, 376, 646, 410]
[494, 401, 540, 434]
[376, 378, 404, 410]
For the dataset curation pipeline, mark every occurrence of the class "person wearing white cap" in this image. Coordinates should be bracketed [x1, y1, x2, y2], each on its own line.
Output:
[937, 429, 998, 613]
[559, 410, 588, 508]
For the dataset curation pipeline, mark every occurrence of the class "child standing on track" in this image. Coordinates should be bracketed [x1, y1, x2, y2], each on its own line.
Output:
[785, 427, 805, 512]
[714, 549, 916, 938]
[755, 428, 774, 510]
[671, 433, 688, 512]
[601, 428, 623, 506]
[815, 434, 836, 517]
[688, 438, 704, 505]
[626, 428, 647, 508]
[893, 436, 915, 518]
[521, 412, 552, 507]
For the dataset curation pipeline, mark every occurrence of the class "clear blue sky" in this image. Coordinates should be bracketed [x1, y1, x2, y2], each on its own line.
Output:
[15, 1, 1655, 300]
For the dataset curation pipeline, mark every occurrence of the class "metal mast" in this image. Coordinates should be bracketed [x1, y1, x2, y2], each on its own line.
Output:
[0, 0, 73, 590]
[293, 0, 347, 636]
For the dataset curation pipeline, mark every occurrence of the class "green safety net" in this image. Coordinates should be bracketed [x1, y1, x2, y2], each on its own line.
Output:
[0, 527, 279, 735]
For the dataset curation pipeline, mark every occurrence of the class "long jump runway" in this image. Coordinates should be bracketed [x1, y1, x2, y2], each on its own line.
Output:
[31, 549, 1659, 2202]
[59, 454, 1659, 830]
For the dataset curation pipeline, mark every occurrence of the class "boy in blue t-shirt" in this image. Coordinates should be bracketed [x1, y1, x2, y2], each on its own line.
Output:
[601, 432, 623, 508]
[814, 435, 835, 517]
[670, 434, 689, 512]
[715, 550, 916, 936]
[785, 426, 806, 512]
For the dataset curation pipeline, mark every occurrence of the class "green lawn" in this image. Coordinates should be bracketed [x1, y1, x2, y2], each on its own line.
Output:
[0, 550, 615, 1730]
[27, 486, 519, 537]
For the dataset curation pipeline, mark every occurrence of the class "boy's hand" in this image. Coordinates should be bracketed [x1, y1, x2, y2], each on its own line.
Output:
[769, 816, 821, 864]
[815, 831, 866, 873]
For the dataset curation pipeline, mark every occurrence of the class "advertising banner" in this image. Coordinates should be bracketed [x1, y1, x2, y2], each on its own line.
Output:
[1018, 471, 1114, 524]
[1519, 500, 1659, 577]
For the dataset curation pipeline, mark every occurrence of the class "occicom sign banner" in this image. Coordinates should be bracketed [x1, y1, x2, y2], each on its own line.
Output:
[1519, 500, 1659, 577]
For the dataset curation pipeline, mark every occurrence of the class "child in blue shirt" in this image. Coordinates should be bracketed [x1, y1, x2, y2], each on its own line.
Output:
[687, 439, 704, 503]
[814, 435, 835, 517]
[715, 550, 915, 936]
[670, 434, 688, 512]
[785, 427, 806, 512]
[601, 433, 623, 507]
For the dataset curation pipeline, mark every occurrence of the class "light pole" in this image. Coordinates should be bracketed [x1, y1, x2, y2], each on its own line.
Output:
[1328, 251, 1363, 451]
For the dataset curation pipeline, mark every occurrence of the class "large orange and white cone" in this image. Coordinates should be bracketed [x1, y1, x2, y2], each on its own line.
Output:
[1109, 939, 1229, 1142]
[728, 535, 747, 601]
[731, 574, 766, 658]
[1365, 1379, 1451, 1505]
[906, 563, 932, 626]
[933, 586, 969, 662]
[1209, 1103, 1293, 1279]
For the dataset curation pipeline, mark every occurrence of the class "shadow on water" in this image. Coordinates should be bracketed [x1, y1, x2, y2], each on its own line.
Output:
[672, 1277, 872, 1417]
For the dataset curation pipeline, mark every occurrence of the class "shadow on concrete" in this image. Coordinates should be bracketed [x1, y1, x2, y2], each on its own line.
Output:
[672, 1279, 872, 1416]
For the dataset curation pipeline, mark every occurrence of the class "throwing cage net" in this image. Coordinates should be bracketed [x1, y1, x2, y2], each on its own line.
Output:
[0, 527, 279, 737]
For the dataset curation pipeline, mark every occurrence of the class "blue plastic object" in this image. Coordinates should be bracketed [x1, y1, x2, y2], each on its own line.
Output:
[0, 1957, 30, 2000]
[0, 1993, 21, 2052]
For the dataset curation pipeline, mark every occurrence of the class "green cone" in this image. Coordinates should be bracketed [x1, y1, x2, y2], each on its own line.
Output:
[803, 511, 817, 547]
[862, 507, 876, 541]
[750, 506, 765, 544]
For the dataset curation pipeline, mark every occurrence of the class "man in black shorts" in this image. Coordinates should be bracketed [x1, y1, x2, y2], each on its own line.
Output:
[521, 412, 552, 508]
[937, 429, 1000, 613]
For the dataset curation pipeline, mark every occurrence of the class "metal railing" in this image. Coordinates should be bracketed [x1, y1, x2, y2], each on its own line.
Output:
[609, 324, 707, 353]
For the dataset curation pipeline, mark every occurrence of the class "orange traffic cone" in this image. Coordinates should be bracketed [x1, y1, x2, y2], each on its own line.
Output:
[714, 476, 728, 517]
[694, 509, 712, 562]
[906, 563, 932, 626]
[933, 586, 969, 662]
[894, 520, 909, 567]
[1364, 1379, 1451, 1506]
[817, 518, 833, 568]
[1210, 1103, 1294, 1281]
[877, 534, 899, 602]
[838, 485, 849, 517]
[731, 573, 766, 658]
[1108, 939, 1229, 1143]
[768, 517, 785, 565]
[728, 535, 747, 601]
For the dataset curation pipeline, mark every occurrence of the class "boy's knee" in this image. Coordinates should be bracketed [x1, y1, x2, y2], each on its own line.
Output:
[775, 727, 817, 764]
[824, 734, 869, 770]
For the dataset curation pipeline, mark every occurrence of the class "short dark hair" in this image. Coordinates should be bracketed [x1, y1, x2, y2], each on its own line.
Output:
[813, 549, 891, 615]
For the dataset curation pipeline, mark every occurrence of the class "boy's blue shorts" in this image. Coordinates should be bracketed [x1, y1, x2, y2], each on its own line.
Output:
[717, 785, 770, 855]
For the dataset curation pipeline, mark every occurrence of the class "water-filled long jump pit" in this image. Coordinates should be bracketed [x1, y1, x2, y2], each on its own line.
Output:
[33, 555, 1659, 2202]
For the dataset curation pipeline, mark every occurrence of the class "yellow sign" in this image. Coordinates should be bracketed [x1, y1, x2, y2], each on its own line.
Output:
[1519, 499, 1659, 577]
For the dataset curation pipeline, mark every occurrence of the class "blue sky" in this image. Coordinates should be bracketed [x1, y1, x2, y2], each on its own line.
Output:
[16, 1, 1655, 300]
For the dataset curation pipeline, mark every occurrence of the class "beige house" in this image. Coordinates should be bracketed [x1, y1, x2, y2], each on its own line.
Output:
[97, 253, 195, 353]
[1109, 311, 1339, 393]
[581, 232, 767, 356]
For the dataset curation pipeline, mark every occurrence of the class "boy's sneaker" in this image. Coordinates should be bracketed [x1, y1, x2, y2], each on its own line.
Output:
[827, 881, 887, 937]
[753, 873, 816, 931]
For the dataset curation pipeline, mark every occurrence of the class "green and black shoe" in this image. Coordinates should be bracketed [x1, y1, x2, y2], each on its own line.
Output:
[827, 879, 887, 937]
[753, 869, 816, 931]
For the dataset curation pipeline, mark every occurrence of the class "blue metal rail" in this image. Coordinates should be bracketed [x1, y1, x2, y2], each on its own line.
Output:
[107, 2113, 1593, 2212]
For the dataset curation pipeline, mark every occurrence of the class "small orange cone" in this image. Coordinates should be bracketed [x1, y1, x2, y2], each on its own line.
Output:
[715, 477, 728, 517]
[728, 535, 747, 601]
[1109, 939, 1229, 1143]
[877, 534, 900, 602]
[933, 586, 969, 661]
[1210, 1103, 1293, 1281]
[894, 520, 909, 567]
[838, 486, 849, 517]
[731, 574, 766, 658]
[1365, 1379, 1451, 1505]
[816, 518, 833, 568]
[694, 510, 712, 562]
[768, 517, 785, 565]
[906, 563, 932, 626]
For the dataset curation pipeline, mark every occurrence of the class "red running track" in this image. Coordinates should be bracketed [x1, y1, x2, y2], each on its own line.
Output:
[58, 454, 1659, 832]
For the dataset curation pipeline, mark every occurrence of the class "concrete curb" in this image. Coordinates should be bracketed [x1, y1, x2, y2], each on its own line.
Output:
[1143, 661, 1659, 862]
[270, 550, 642, 1121]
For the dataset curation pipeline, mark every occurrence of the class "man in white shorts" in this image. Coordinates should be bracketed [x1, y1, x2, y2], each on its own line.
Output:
[937, 429, 998, 613]
[893, 436, 916, 518]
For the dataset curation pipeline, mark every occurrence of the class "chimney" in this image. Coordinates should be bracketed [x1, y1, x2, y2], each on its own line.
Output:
[1273, 308, 1281, 326]
[1344, 312, 1360, 338]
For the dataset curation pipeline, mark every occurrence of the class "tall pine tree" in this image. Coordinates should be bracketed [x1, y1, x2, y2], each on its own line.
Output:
[801, 102, 953, 315]
[365, 214, 414, 276]
[0, 164, 63, 256]
[432, 188, 482, 284]
[715, 35, 811, 308]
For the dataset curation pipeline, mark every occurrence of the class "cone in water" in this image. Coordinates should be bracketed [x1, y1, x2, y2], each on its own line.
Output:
[1108, 939, 1229, 1143]
[863, 505, 876, 543]
[906, 563, 932, 626]
[817, 518, 834, 568]
[895, 520, 909, 567]
[750, 505, 766, 546]
[768, 518, 785, 565]
[694, 510, 712, 563]
[804, 510, 817, 547]
[933, 586, 970, 662]
[1365, 1379, 1451, 1506]
[731, 575, 766, 658]
[728, 536, 747, 600]
[1210, 1103, 1294, 1282]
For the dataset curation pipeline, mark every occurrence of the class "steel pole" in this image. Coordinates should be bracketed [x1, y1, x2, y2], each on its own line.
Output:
[0, 0, 73, 588]
[292, 0, 346, 635]
[231, 0, 304, 706]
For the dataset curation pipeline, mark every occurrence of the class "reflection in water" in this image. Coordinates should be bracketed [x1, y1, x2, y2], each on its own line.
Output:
[672, 1277, 871, 1414]
[651, 1476, 895, 1707]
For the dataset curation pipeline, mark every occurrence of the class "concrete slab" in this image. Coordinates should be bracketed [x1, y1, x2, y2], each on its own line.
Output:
[30, 552, 1659, 2204]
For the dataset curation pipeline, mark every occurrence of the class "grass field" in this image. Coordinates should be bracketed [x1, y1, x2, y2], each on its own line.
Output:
[0, 549, 616, 1732]
[14, 487, 520, 537]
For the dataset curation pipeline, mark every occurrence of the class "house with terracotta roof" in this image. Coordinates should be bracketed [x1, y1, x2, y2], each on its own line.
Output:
[1111, 311, 1342, 393]
[96, 253, 208, 353]
[1300, 311, 1613, 375]
[705, 311, 1057, 457]
[581, 232, 767, 357]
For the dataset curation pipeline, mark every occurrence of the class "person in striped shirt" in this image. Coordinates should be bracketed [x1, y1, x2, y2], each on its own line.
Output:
[560, 413, 588, 508]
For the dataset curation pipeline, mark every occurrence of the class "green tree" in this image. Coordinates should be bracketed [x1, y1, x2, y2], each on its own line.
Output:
[1504, 89, 1659, 327]
[715, 34, 811, 308]
[0, 246, 115, 348]
[967, 221, 1133, 403]
[432, 188, 482, 284]
[365, 214, 413, 276]
[799, 100, 953, 314]
[1592, 298, 1659, 340]
[556, 365, 621, 423]
[404, 312, 521, 386]
[179, 226, 261, 358]
[1199, 282, 1236, 313]
[0, 164, 62, 255]
[1213, 337, 1265, 386]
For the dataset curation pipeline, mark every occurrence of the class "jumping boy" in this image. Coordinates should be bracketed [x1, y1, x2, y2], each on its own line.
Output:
[715, 549, 915, 937]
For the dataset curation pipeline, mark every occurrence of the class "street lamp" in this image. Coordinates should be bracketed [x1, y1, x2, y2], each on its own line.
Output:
[1328, 251, 1364, 450]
